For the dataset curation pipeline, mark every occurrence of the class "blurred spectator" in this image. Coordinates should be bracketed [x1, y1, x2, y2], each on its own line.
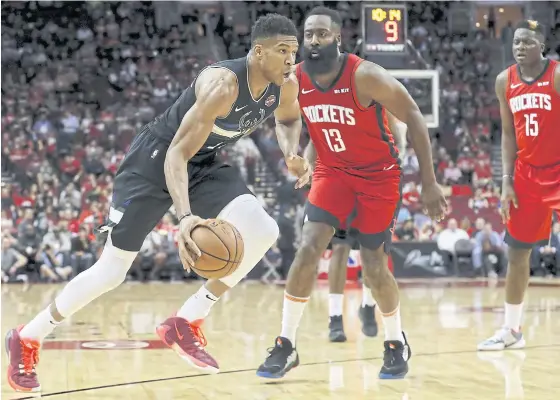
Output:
[473, 223, 505, 276]
[418, 222, 436, 241]
[530, 222, 560, 276]
[437, 218, 470, 265]
[42, 221, 72, 255]
[70, 227, 95, 276]
[402, 148, 419, 175]
[2, 236, 29, 283]
[40, 244, 72, 281]
[443, 161, 462, 185]
[395, 219, 418, 241]
[459, 217, 473, 236]
[469, 189, 490, 212]
[471, 217, 486, 238]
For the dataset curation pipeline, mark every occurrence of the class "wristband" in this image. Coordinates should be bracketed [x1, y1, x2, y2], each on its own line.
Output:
[178, 212, 192, 223]
[502, 174, 514, 180]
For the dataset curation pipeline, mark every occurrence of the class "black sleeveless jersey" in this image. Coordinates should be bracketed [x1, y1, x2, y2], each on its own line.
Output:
[148, 57, 282, 163]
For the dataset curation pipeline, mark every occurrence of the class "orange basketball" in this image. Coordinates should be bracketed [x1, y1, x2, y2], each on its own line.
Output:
[190, 219, 244, 279]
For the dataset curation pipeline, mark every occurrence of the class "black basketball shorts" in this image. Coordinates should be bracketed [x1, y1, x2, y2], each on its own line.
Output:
[326, 209, 359, 250]
[327, 228, 360, 250]
[100, 127, 252, 252]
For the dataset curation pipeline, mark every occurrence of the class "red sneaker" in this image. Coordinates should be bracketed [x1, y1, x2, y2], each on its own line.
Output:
[156, 316, 219, 374]
[5, 325, 41, 393]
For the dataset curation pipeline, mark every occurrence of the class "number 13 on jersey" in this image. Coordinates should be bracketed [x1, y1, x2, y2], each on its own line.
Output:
[323, 128, 347, 152]
[524, 113, 539, 137]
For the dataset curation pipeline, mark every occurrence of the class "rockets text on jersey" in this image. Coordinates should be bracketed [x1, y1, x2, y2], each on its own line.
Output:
[506, 59, 560, 167]
[296, 53, 399, 171]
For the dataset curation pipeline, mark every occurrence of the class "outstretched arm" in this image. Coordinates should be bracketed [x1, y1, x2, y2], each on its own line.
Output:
[355, 61, 435, 185]
[355, 61, 447, 220]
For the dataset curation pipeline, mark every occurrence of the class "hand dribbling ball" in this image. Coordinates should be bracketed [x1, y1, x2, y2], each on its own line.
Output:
[190, 219, 244, 279]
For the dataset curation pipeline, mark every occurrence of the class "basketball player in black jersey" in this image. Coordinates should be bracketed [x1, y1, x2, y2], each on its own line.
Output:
[6, 14, 310, 392]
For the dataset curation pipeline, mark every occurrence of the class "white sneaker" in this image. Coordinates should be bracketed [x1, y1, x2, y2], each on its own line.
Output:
[477, 327, 525, 351]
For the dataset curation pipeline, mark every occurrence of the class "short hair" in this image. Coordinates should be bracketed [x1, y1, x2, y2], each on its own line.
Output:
[251, 13, 298, 45]
[306, 6, 343, 28]
[515, 20, 546, 39]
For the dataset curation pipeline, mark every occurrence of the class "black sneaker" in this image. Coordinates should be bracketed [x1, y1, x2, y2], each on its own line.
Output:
[328, 315, 347, 342]
[358, 304, 378, 337]
[256, 336, 299, 379]
[379, 332, 411, 379]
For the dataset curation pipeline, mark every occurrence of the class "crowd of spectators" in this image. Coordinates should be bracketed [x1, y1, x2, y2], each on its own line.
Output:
[2, 2, 558, 284]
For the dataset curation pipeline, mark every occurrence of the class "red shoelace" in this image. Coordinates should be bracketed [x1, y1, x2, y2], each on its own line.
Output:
[188, 322, 208, 347]
[20, 341, 40, 375]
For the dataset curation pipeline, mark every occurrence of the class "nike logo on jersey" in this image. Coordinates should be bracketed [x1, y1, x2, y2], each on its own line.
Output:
[301, 88, 315, 94]
[509, 93, 552, 113]
[510, 83, 523, 89]
[383, 164, 396, 171]
[235, 105, 248, 112]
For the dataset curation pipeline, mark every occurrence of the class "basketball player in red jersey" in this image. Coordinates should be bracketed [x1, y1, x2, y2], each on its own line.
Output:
[304, 115, 407, 343]
[257, 7, 447, 379]
[478, 20, 560, 351]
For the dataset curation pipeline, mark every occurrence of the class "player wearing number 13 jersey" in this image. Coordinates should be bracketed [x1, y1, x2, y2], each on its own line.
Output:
[478, 20, 560, 352]
[257, 7, 447, 381]
[296, 52, 402, 239]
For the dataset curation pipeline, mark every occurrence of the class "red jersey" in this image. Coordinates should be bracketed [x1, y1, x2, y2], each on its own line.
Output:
[506, 59, 560, 167]
[296, 54, 399, 171]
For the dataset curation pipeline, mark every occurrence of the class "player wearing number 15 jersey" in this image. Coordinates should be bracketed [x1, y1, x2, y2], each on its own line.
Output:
[478, 20, 560, 352]
[257, 7, 447, 381]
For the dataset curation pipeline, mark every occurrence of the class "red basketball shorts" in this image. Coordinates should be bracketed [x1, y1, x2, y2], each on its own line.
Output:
[305, 164, 401, 250]
[505, 159, 560, 248]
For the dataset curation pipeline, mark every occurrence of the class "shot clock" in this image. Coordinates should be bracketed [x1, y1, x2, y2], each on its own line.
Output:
[361, 3, 408, 55]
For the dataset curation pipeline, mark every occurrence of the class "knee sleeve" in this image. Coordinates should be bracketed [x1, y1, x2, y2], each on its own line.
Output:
[55, 235, 138, 318]
[217, 194, 279, 287]
[93, 235, 138, 289]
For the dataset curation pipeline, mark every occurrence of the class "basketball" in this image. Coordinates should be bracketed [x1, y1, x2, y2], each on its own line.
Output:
[190, 219, 244, 279]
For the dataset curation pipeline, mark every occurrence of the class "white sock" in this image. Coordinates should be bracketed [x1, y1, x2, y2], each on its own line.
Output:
[504, 302, 523, 331]
[19, 241, 135, 342]
[329, 294, 344, 317]
[380, 304, 405, 343]
[20, 307, 60, 342]
[280, 292, 309, 346]
[362, 283, 376, 307]
[177, 285, 219, 322]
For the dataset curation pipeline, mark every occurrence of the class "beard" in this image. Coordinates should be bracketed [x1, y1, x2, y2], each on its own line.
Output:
[302, 41, 340, 75]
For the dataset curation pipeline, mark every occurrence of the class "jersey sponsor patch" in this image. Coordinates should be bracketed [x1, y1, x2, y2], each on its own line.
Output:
[265, 94, 276, 107]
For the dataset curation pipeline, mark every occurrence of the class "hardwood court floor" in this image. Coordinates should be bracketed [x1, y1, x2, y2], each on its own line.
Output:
[2, 278, 560, 400]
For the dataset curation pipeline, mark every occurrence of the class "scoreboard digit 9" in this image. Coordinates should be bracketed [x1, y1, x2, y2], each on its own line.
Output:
[361, 3, 407, 55]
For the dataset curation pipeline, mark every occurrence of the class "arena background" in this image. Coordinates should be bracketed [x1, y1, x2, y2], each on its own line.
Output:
[2, 1, 560, 284]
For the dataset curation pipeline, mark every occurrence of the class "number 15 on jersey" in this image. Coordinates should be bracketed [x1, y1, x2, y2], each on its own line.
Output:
[524, 113, 539, 137]
[323, 128, 347, 152]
